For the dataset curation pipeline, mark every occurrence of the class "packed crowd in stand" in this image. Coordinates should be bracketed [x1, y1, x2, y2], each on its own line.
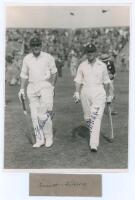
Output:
[5, 26, 129, 85]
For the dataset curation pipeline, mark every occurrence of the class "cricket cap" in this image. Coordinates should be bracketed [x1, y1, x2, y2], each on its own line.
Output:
[29, 37, 42, 47]
[84, 43, 97, 53]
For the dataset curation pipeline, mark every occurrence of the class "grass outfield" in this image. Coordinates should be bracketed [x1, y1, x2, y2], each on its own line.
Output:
[4, 67, 128, 169]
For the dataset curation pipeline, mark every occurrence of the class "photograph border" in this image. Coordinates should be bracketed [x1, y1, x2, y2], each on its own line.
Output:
[3, 2, 131, 173]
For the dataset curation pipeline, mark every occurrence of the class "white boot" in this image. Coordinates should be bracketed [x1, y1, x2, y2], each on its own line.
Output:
[45, 137, 53, 148]
[33, 140, 44, 148]
[33, 127, 45, 148]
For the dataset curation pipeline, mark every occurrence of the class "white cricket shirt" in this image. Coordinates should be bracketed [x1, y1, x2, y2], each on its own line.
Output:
[74, 59, 110, 88]
[20, 51, 57, 83]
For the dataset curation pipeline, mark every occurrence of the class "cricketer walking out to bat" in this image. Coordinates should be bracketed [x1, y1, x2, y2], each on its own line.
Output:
[73, 43, 113, 152]
[18, 37, 57, 148]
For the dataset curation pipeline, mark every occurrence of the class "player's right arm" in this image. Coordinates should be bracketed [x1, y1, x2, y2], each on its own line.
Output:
[18, 57, 29, 102]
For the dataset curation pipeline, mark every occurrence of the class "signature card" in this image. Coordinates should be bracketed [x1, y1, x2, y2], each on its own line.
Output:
[29, 174, 102, 197]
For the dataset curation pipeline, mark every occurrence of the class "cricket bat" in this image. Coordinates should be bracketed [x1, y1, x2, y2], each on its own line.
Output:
[103, 103, 114, 143]
[107, 102, 114, 141]
[20, 94, 36, 144]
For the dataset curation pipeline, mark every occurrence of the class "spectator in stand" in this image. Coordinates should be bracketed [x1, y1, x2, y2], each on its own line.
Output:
[6, 26, 129, 82]
[6, 54, 20, 86]
[54, 54, 63, 77]
[69, 50, 79, 78]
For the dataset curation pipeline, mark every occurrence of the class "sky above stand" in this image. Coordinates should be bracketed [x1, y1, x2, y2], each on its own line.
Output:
[6, 6, 130, 28]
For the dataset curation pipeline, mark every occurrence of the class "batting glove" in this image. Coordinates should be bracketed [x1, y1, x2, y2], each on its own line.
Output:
[106, 95, 113, 103]
[18, 89, 25, 102]
[73, 92, 80, 103]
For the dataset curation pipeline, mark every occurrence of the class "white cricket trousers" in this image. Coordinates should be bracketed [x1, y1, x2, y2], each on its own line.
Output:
[27, 82, 54, 143]
[80, 86, 106, 148]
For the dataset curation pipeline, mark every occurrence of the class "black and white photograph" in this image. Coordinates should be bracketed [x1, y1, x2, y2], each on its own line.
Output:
[4, 5, 130, 170]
